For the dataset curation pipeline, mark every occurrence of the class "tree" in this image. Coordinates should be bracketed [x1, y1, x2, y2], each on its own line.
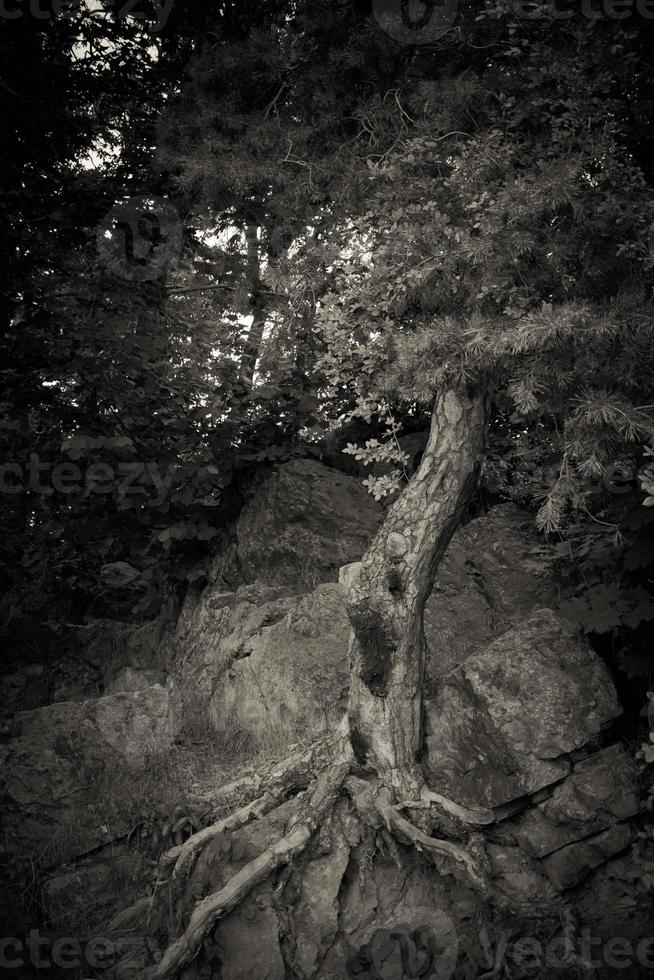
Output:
[51, 2, 654, 974]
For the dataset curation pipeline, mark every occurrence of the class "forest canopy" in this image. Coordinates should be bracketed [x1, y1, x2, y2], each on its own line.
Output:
[4, 0, 654, 687]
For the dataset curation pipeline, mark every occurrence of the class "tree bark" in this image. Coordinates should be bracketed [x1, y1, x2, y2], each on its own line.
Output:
[344, 387, 489, 799]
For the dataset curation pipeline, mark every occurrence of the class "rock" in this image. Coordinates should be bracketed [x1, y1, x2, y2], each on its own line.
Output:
[515, 745, 640, 858]
[43, 849, 144, 929]
[171, 582, 301, 703]
[68, 619, 167, 686]
[423, 502, 557, 681]
[0, 683, 180, 861]
[487, 843, 558, 909]
[175, 583, 351, 741]
[236, 458, 383, 589]
[423, 609, 622, 810]
[172, 503, 561, 743]
[574, 849, 654, 951]
[106, 666, 167, 695]
[542, 823, 636, 890]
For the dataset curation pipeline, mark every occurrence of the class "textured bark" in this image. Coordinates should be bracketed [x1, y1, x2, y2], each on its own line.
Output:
[345, 387, 489, 798]
[144, 755, 352, 980]
[112, 391, 492, 980]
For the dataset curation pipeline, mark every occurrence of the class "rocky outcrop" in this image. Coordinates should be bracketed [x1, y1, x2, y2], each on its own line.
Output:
[423, 609, 622, 809]
[423, 501, 556, 680]
[171, 608, 644, 980]
[0, 682, 180, 862]
[514, 744, 640, 861]
[170, 500, 558, 738]
[235, 458, 383, 589]
[420, 610, 640, 901]
[205, 583, 350, 740]
[171, 578, 345, 741]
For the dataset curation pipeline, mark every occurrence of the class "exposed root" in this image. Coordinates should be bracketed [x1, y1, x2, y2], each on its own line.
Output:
[159, 789, 291, 900]
[346, 776, 490, 892]
[159, 766, 314, 893]
[108, 725, 494, 980]
[156, 730, 346, 899]
[105, 895, 153, 933]
[384, 804, 489, 892]
[396, 786, 495, 827]
[142, 758, 352, 980]
[202, 730, 342, 816]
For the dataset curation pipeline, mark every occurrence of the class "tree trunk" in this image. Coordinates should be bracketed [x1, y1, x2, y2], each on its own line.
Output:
[344, 387, 489, 799]
[239, 222, 267, 388]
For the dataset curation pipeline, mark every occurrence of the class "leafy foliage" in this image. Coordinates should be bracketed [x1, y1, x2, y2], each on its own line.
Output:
[4, 2, 654, 687]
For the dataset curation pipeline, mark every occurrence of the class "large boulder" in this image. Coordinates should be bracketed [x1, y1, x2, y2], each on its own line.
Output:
[235, 458, 383, 589]
[172, 582, 301, 703]
[171, 502, 558, 741]
[0, 682, 180, 862]
[423, 609, 622, 810]
[420, 608, 642, 897]
[172, 583, 350, 741]
[210, 583, 350, 739]
[422, 502, 557, 681]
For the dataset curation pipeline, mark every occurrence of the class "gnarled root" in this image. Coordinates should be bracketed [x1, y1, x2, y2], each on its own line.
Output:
[345, 776, 490, 893]
[142, 757, 352, 980]
[157, 730, 345, 899]
[396, 785, 495, 828]
[109, 730, 493, 980]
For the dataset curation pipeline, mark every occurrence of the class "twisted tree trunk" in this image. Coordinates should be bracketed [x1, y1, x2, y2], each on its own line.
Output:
[345, 387, 489, 799]
[123, 386, 492, 980]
